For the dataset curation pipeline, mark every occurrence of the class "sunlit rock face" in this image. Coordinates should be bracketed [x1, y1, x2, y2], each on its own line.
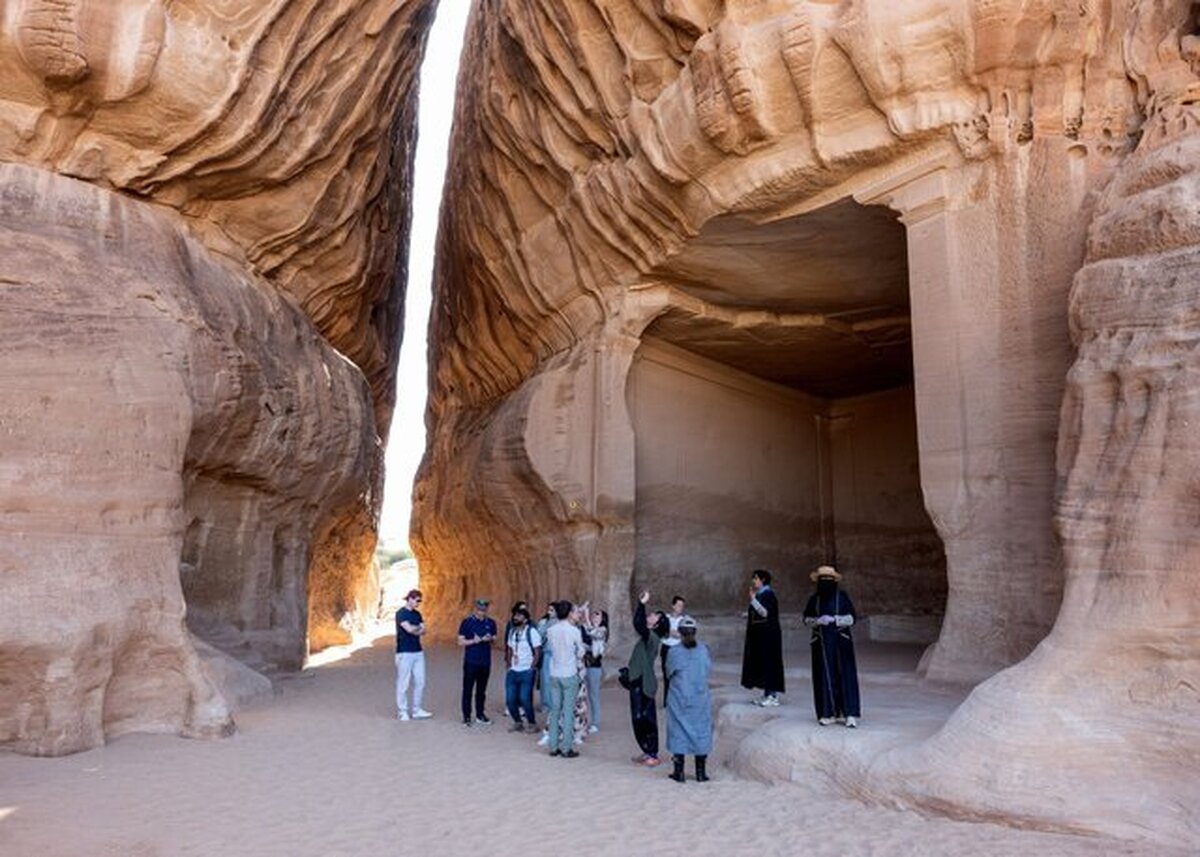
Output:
[417, 0, 1198, 844]
[0, 0, 435, 754]
[0, 0, 432, 422]
[860, 67, 1200, 848]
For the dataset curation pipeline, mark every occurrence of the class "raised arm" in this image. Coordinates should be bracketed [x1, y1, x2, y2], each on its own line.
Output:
[633, 601, 649, 639]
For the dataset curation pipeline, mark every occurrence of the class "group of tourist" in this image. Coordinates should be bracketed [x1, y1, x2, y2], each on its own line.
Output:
[392, 565, 863, 781]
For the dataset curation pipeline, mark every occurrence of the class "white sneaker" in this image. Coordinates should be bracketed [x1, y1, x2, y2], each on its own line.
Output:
[845, 716, 859, 729]
[588, 724, 599, 734]
[818, 717, 836, 726]
[397, 711, 410, 721]
[537, 731, 550, 747]
[573, 735, 584, 746]
[412, 709, 433, 720]
[760, 695, 781, 707]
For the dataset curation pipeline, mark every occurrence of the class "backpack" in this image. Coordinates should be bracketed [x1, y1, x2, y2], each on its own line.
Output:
[508, 625, 540, 667]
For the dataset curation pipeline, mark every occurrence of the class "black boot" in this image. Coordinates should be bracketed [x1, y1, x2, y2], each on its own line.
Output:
[695, 755, 709, 782]
[668, 754, 685, 783]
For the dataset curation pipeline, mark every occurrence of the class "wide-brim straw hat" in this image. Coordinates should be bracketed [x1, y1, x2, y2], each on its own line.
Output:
[810, 565, 842, 582]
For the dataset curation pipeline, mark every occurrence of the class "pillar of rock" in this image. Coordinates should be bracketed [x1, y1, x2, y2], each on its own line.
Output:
[0, 0, 435, 754]
[864, 44, 1200, 845]
[857, 142, 1116, 682]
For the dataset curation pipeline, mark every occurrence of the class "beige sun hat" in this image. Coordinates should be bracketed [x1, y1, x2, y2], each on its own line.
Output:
[810, 565, 842, 582]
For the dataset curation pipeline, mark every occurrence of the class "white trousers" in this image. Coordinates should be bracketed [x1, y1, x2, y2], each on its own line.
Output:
[395, 652, 426, 713]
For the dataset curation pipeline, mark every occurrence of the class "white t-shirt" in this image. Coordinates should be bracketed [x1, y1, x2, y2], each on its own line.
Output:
[662, 613, 690, 647]
[506, 625, 542, 672]
[546, 621, 585, 678]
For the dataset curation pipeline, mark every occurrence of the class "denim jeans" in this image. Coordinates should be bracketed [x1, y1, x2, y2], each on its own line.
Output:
[547, 673, 580, 753]
[505, 669, 536, 724]
[585, 666, 603, 729]
[539, 655, 553, 711]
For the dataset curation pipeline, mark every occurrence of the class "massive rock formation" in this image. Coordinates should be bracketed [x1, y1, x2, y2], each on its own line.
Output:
[416, 0, 1139, 658]
[867, 40, 1200, 846]
[0, 0, 435, 754]
[416, 0, 1199, 844]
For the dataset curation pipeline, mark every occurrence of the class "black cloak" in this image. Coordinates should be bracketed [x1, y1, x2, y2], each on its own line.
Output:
[803, 587, 861, 719]
[741, 586, 785, 694]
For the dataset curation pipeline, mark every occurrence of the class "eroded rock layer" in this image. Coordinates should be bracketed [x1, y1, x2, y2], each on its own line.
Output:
[866, 70, 1200, 850]
[0, 0, 433, 424]
[417, 0, 1139, 652]
[0, 0, 435, 753]
[0, 165, 375, 754]
[417, 0, 1199, 844]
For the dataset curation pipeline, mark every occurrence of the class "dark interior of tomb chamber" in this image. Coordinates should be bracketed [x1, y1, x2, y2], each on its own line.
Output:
[627, 198, 946, 639]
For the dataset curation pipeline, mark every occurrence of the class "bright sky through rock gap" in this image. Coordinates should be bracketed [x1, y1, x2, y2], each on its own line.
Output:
[379, 1, 472, 547]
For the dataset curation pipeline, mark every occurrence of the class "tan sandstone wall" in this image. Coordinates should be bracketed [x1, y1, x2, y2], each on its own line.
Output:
[861, 58, 1200, 847]
[827, 387, 946, 619]
[629, 339, 824, 610]
[628, 341, 942, 617]
[417, 0, 1198, 843]
[415, 0, 1139, 662]
[0, 0, 435, 753]
[0, 164, 376, 753]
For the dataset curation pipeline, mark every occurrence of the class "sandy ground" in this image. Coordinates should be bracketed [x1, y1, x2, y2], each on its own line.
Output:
[0, 632, 1181, 857]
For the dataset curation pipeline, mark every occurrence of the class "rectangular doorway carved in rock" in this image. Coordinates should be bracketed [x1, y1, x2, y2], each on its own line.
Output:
[628, 198, 945, 638]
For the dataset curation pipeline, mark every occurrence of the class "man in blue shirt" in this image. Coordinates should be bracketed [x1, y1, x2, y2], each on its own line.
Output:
[457, 599, 498, 726]
[395, 589, 432, 721]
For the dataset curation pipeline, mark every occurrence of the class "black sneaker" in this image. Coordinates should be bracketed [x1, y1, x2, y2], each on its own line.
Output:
[563, 750, 579, 759]
[462, 717, 472, 727]
[549, 749, 562, 757]
[476, 714, 493, 725]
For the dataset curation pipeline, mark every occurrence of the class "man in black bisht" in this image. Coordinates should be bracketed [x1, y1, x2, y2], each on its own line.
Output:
[803, 565, 861, 727]
[740, 569, 784, 707]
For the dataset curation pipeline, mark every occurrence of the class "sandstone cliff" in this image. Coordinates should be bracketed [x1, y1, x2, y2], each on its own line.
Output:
[416, 0, 1199, 844]
[416, 0, 1140, 662]
[0, 0, 435, 753]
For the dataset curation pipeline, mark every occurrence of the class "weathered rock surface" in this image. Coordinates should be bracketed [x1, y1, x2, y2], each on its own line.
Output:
[416, 0, 1199, 845]
[0, 165, 375, 753]
[416, 0, 1135, 656]
[0, 0, 433, 420]
[0, 0, 434, 754]
[856, 70, 1200, 849]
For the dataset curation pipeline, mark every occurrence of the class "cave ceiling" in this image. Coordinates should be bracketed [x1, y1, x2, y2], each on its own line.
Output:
[647, 198, 912, 398]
